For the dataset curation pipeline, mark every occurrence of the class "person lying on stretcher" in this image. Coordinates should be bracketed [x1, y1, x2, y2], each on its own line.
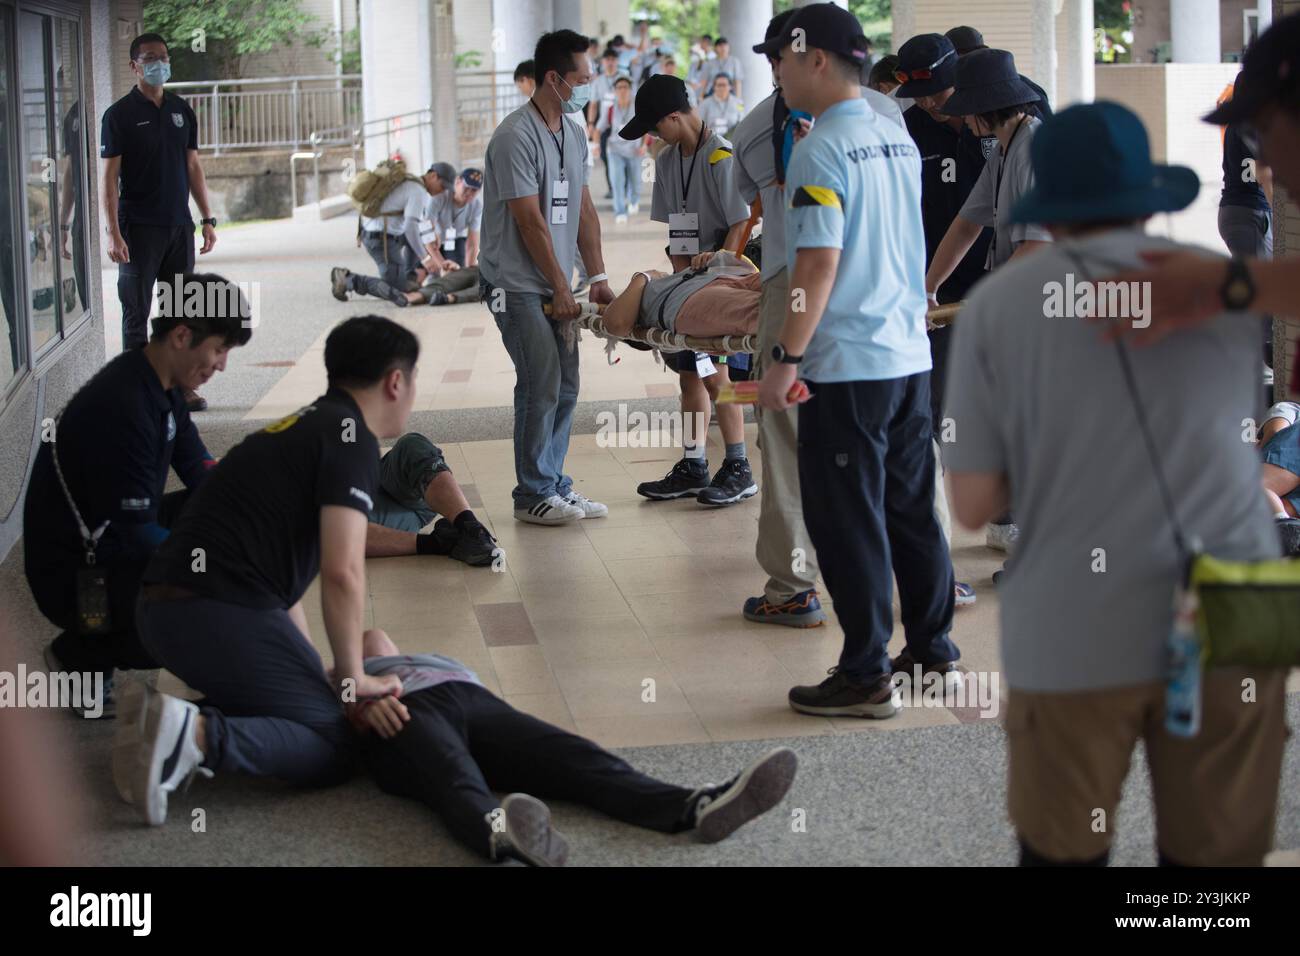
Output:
[600, 250, 761, 340]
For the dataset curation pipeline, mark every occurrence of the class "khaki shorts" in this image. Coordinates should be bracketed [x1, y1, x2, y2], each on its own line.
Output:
[1005, 668, 1290, 865]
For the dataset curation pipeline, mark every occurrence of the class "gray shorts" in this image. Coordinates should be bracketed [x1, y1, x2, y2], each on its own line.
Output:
[370, 433, 452, 532]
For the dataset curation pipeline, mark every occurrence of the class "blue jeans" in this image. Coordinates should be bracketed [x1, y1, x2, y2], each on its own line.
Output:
[482, 278, 578, 508]
[608, 153, 639, 216]
[797, 374, 959, 682]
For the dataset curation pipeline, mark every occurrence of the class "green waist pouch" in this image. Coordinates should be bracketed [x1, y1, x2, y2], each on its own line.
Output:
[1191, 554, 1300, 667]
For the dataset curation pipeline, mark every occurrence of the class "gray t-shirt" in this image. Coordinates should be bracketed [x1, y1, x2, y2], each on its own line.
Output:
[423, 189, 483, 239]
[942, 229, 1280, 693]
[479, 103, 589, 295]
[598, 100, 642, 159]
[651, 129, 750, 254]
[639, 269, 721, 332]
[363, 653, 483, 695]
[699, 95, 743, 137]
[704, 55, 744, 89]
[958, 114, 1051, 270]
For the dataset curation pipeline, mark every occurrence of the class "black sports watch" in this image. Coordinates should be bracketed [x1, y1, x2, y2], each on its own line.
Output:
[200, 217, 218, 228]
[771, 343, 803, 365]
[1219, 256, 1255, 311]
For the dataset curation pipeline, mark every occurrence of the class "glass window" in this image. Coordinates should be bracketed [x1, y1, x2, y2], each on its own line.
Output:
[52, 17, 86, 318]
[20, 11, 56, 353]
[0, 9, 19, 393]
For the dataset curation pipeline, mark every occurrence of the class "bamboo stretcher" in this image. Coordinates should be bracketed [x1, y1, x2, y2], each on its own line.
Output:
[550, 198, 963, 354]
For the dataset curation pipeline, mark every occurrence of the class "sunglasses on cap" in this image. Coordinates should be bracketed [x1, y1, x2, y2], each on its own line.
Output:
[893, 48, 956, 86]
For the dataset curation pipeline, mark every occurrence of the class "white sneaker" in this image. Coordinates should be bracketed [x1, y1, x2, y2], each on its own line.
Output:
[985, 522, 1020, 553]
[115, 682, 210, 826]
[615, 213, 628, 224]
[628, 202, 640, 215]
[514, 494, 584, 525]
[564, 490, 608, 518]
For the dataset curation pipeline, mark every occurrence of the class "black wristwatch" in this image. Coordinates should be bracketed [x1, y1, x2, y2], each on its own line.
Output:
[771, 343, 803, 365]
[1220, 256, 1255, 311]
[200, 217, 218, 228]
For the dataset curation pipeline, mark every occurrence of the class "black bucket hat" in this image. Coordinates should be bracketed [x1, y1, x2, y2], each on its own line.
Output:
[939, 49, 1038, 116]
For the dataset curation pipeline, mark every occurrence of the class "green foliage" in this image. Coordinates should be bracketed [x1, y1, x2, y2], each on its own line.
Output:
[1095, 0, 1134, 30]
[455, 50, 484, 70]
[306, 25, 361, 75]
[142, 0, 320, 79]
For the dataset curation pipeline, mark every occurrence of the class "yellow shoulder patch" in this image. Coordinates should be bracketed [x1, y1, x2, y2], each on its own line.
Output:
[707, 147, 733, 165]
[790, 185, 843, 210]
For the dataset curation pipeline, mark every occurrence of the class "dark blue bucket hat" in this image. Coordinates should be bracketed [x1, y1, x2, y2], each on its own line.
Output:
[1009, 101, 1199, 225]
[939, 48, 1038, 116]
[895, 34, 958, 98]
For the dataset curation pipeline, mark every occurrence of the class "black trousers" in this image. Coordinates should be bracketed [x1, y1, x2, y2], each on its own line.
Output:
[798, 375, 958, 681]
[363, 681, 694, 859]
[34, 489, 190, 676]
[117, 222, 195, 350]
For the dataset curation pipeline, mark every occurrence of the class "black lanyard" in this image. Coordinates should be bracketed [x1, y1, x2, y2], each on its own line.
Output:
[679, 122, 707, 212]
[531, 99, 566, 180]
[991, 115, 1027, 261]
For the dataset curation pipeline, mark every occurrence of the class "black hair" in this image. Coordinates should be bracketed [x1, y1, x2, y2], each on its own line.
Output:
[712, 72, 732, 86]
[324, 316, 420, 390]
[150, 272, 254, 348]
[611, 34, 625, 47]
[130, 33, 168, 62]
[714, 36, 728, 47]
[868, 55, 900, 89]
[601, 47, 618, 59]
[973, 103, 1036, 130]
[513, 60, 534, 83]
[700, 35, 713, 43]
[613, 74, 632, 87]
[534, 29, 590, 84]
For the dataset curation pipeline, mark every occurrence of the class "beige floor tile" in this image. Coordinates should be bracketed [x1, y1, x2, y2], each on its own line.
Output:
[490, 645, 559, 695]
[653, 633, 793, 696]
[551, 657, 692, 720]
[582, 522, 693, 561]
[522, 587, 635, 623]
[574, 711, 711, 748]
[532, 614, 658, 664]
[463, 566, 522, 605]
[622, 591, 735, 636]
[370, 590, 480, 632]
[380, 626, 487, 659]
[367, 556, 467, 593]
[827, 704, 962, 733]
[503, 692, 578, 732]
[689, 683, 837, 742]
[605, 554, 728, 597]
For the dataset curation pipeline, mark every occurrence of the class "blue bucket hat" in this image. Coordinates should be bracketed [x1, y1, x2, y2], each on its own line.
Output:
[940, 48, 1037, 116]
[895, 34, 958, 98]
[1009, 102, 1199, 226]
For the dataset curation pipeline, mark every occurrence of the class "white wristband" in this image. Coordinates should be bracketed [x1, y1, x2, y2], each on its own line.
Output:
[588, 272, 608, 285]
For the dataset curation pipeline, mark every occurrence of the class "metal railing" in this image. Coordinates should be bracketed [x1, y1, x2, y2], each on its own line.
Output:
[455, 70, 526, 162]
[169, 74, 362, 155]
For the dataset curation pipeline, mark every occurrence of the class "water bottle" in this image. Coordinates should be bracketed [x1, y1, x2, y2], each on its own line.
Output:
[1164, 587, 1202, 738]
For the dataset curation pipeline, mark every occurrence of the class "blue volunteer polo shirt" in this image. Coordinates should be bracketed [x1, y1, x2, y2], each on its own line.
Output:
[100, 87, 199, 227]
[784, 96, 932, 383]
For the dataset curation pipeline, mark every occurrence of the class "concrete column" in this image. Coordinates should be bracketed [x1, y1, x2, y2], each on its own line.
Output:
[553, 0, 583, 31]
[1054, 0, 1094, 109]
[359, 0, 459, 170]
[891, 0, 916, 53]
[719, 0, 774, 109]
[1256, 0, 1273, 33]
[492, 0, 553, 78]
[1170, 0, 1221, 63]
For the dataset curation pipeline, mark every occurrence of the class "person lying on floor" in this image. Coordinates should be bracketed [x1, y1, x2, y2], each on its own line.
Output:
[1257, 401, 1300, 555]
[599, 249, 761, 341]
[349, 628, 798, 866]
[364, 433, 500, 567]
[400, 264, 482, 307]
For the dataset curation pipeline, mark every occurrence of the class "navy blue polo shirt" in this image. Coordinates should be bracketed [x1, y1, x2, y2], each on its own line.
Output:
[100, 87, 198, 227]
[1220, 123, 1269, 212]
[23, 349, 213, 578]
[904, 104, 993, 303]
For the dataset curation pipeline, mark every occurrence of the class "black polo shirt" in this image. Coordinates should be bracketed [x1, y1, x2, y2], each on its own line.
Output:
[144, 388, 380, 611]
[23, 349, 213, 580]
[100, 87, 198, 227]
[904, 104, 994, 304]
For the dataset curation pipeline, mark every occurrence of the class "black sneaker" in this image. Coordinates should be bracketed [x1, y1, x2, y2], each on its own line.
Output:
[637, 458, 710, 500]
[890, 648, 963, 697]
[451, 518, 501, 568]
[330, 267, 350, 301]
[788, 668, 900, 719]
[697, 457, 758, 507]
[688, 747, 798, 843]
[426, 290, 449, 306]
[417, 519, 458, 556]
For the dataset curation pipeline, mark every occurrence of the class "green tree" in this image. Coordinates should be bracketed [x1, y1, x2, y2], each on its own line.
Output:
[141, 0, 321, 80]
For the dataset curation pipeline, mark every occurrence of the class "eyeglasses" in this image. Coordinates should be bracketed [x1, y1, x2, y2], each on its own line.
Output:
[136, 54, 170, 65]
[893, 48, 956, 85]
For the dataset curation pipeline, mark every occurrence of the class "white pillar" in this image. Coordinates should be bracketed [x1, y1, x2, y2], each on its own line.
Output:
[552, 0, 583, 31]
[1256, 1, 1272, 33]
[493, 0, 553, 78]
[1170, 0, 1221, 63]
[891, 0, 916, 53]
[719, 0, 775, 109]
[1054, 0, 1094, 109]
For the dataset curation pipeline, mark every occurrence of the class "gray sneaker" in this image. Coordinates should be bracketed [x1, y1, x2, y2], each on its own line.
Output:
[330, 267, 350, 301]
[493, 793, 569, 866]
[690, 747, 798, 843]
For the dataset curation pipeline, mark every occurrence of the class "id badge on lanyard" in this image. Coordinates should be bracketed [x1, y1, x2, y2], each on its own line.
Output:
[551, 178, 570, 225]
[668, 211, 700, 256]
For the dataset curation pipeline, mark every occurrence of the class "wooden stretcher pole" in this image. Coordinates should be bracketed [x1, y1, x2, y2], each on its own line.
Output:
[732, 196, 762, 255]
[926, 302, 962, 327]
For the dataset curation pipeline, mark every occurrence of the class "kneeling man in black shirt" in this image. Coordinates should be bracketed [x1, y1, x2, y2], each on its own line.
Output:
[115, 315, 416, 825]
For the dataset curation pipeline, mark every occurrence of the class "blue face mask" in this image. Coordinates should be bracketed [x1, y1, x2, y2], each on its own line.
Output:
[557, 76, 590, 114]
[141, 60, 170, 87]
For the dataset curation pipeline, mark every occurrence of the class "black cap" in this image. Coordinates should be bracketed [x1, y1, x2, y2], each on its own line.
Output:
[1204, 11, 1300, 126]
[945, 26, 986, 55]
[753, 2, 868, 65]
[619, 73, 691, 139]
[427, 161, 457, 185]
[895, 33, 958, 97]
